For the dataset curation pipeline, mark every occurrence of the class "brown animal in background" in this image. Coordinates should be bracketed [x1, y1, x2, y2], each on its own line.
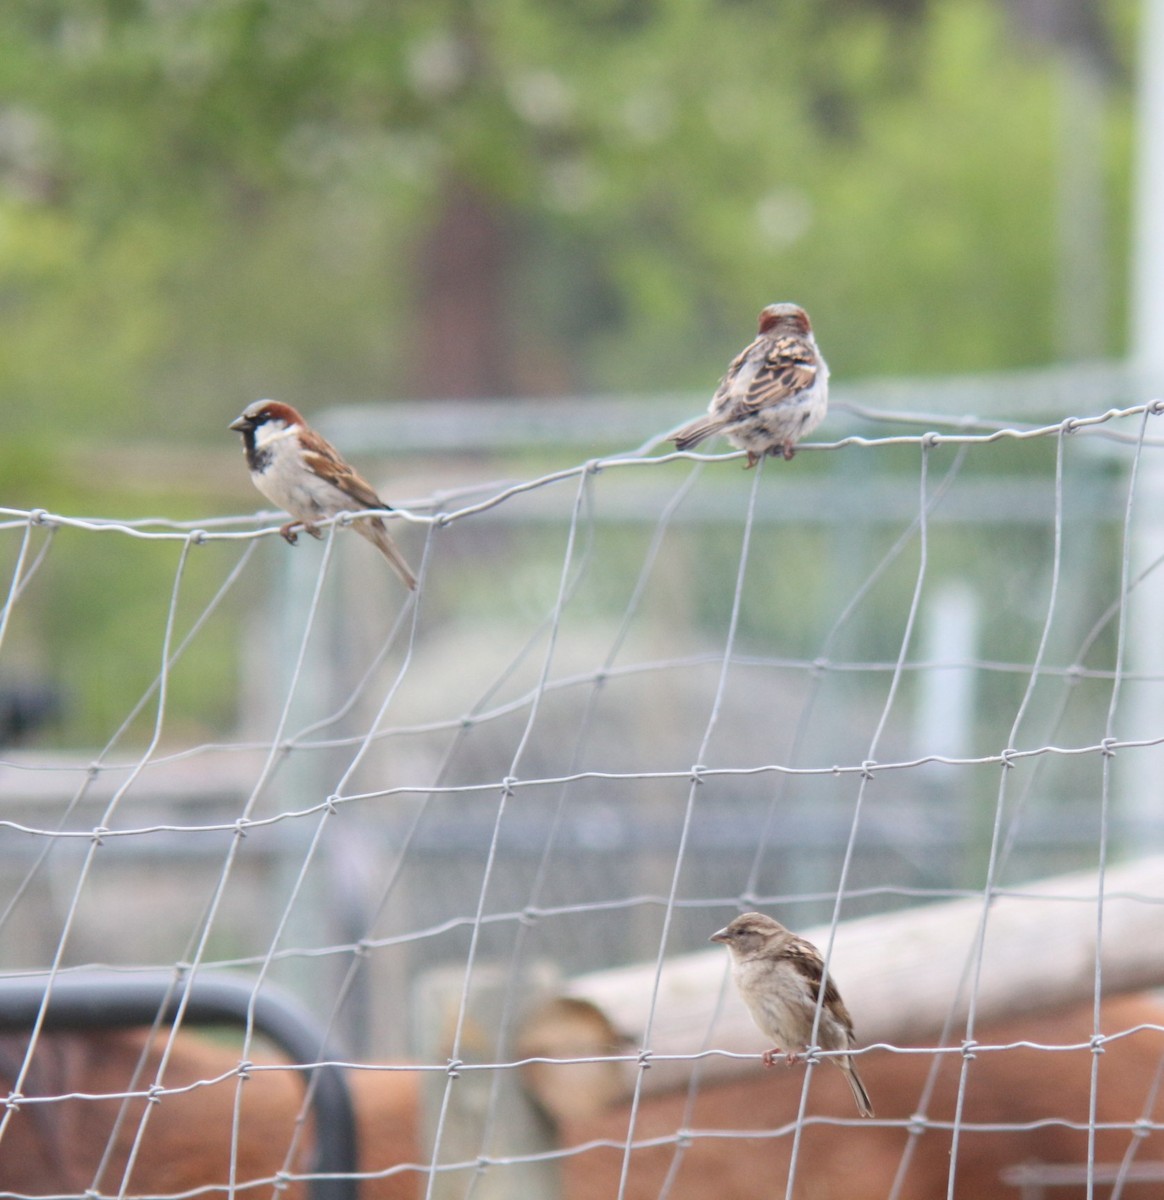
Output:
[0, 1029, 421, 1198]
[556, 994, 1164, 1200]
[4, 996, 1164, 1199]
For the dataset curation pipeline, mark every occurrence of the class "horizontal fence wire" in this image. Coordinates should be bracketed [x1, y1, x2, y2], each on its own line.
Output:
[0, 395, 1163, 1199]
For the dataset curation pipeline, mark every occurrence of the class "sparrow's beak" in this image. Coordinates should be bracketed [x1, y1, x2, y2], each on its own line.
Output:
[229, 415, 252, 432]
[709, 927, 730, 944]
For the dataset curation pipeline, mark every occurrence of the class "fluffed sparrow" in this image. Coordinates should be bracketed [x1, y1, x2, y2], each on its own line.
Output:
[710, 911, 873, 1118]
[229, 400, 417, 590]
[673, 302, 828, 466]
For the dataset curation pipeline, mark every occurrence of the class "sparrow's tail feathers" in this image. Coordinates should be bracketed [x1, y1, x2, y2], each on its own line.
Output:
[672, 416, 723, 452]
[839, 1058, 874, 1118]
[361, 517, 418, 590]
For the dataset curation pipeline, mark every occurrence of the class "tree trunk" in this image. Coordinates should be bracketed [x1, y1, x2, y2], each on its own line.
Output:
[411, 178, 513, 401]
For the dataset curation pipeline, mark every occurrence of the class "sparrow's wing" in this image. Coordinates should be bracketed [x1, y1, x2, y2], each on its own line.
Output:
[720, 333, 819, 417]
[706, 343, 755, 419]
[782, 938, 855, 1039]
[298, 428, 388, 511]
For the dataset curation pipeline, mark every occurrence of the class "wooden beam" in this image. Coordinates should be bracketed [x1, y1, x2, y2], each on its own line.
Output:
[414, 963, 563, 1198]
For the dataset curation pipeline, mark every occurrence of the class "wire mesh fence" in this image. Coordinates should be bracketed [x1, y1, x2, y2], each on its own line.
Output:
[1, 384, 1163, 1198]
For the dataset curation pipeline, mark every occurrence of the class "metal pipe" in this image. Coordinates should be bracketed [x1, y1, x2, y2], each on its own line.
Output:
[0, 970, 359, 1200]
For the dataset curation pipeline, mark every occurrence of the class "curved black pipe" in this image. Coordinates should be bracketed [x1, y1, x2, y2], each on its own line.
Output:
[0, 971, 359, 1200]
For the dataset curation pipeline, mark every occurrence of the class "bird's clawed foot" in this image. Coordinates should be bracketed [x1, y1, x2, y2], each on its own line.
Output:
[763, 1048, 798, 1068]
[745, 446, 795, 468]
[279, 521, 324, 546]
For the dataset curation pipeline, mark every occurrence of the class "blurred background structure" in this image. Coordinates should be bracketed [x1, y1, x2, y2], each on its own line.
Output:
[2, 1, 1164, 1194]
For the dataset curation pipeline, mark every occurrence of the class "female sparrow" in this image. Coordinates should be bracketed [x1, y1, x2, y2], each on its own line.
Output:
[673, 302, 828, 467]
[229, 399, 417, 590]
[710, 912, 873, 1118]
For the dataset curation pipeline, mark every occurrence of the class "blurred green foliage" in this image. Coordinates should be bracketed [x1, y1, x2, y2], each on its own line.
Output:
[0, 0, 1135, 445]
[0, 0, 1138, 746]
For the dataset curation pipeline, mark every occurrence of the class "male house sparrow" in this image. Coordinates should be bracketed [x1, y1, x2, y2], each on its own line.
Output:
[710, 912, 873, 1118]
[673, 302, 828, 466]
[229, 400, 417, 590]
